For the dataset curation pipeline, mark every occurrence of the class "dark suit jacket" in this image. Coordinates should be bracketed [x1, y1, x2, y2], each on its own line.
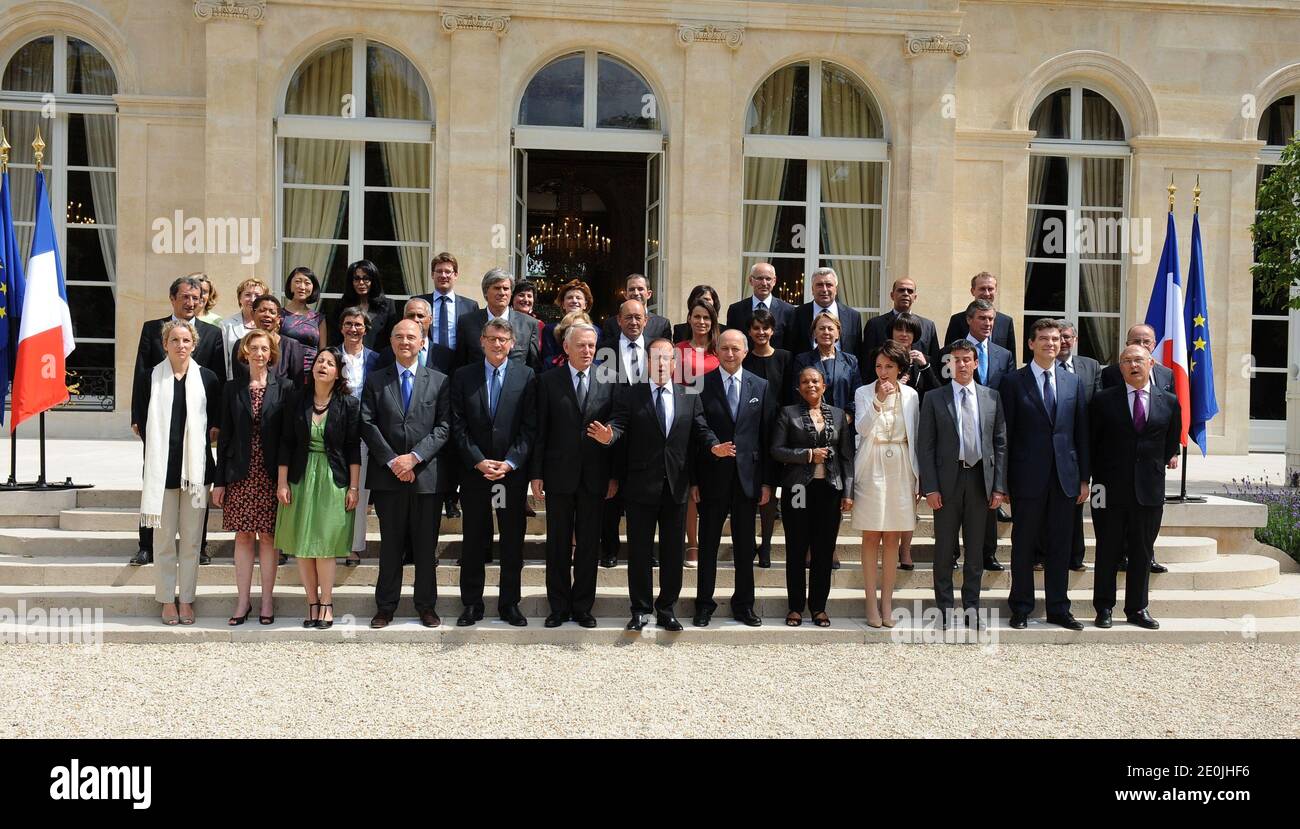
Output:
[609, 382, 717, 505]
[917, 382, 1007, 499]
[696, 369, 777, 501]
[787, 301, 863, 363]
[1090, 384, 1181, 508]
[1100, 361, 1175, 394]
[230, 335, 305, 388]
[770, 403, 855, 492]
[360, 361, 452, 493]
[132, 317, 226, 428]
[415, 292, 479, 373]
[530, 365, 617, 496]
[999, 364, 1090, 499]
[135, 364, 222, 484]
[944, 311, 1016, 356]
[791, 349, 862, 420]
[278, 391, 361, 488]
[214, 375, 292, 487]
[861, 309, 941, 381]
[602, 313, 672, 345]
[450, 360, 537, 483]
[454, 309, 540, 372]
[940, 338, 1015, 390]
[1061, 354, 1102, 406]
[726, 296, 795, 351]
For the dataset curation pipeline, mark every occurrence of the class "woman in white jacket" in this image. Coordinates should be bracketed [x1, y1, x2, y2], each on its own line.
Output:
[851, 341, 920, 627]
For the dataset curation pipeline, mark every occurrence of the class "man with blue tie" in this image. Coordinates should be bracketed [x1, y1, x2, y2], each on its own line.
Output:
[999, 318, 1091, 630]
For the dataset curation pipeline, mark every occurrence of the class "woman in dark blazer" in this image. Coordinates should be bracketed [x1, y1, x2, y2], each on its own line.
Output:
[792, 312, 861, 421]
[772, 366, 855, 627]
[889, 312, 939, 398]
[336, 259, 396, 349]
[213, 329, 292, 625]
[741, 307, 792, 567]
[670, 283, 723, 344]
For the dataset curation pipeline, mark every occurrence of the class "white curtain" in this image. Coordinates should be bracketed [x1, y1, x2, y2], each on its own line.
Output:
[369, 46, 431, 295]
[819, 159, 882, 308]
[1025, 155, 1051, 259]
[1081, 153, 1122, 363]
[742, 67, 795, 262]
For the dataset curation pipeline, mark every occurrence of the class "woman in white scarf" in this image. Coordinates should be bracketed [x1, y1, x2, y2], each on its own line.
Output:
[139, 320, 221, 625]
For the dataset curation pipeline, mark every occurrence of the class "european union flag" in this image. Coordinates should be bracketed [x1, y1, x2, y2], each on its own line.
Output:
[1185, 210, 1218, 456]
[0, 166, 27, 429]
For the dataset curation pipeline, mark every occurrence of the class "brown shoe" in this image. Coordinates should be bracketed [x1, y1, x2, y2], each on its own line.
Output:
[370, 611, 393, 629]
[419, 609, 442, 628]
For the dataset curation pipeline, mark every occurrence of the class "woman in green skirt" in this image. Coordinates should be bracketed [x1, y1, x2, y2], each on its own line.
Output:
[276, 347, 361, 629]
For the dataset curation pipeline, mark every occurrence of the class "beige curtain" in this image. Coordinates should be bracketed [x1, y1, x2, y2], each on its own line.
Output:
[819, 160, 882, 308]
[79, 45, 118, 284]
[1025, 155, 1051, 259]
[4, 39, 53, 258]
[1080, 152, 1122, 362]
[369, 47, 430, 295]
[743, 67, 795, 259]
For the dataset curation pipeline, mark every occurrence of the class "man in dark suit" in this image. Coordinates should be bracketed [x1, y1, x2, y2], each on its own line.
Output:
[450, 319, 537, 627]
[416, 251, 480, 374]
[1055, 320, 1102, 571]
[692, 330, 776, 627]
[918, 340, 1008, 626]
[786, 266, 863, 364]
[861, 277, 941, 382]
[725, 262, 795, 351]
[605, 339, 723, 631]
[1000, 318, 1091, 630]
[1099, 322, 1175, 573]
[943, 271, 1017, 355]
[130, 275, 227, 566]
[454, 267, 540, 371]
[595, 299, 651, 568]
[361, 319, 452, 629]
[600, 273, 671, 343]
[1090, 344, 1181, 630]
[530, 321, 618, 628]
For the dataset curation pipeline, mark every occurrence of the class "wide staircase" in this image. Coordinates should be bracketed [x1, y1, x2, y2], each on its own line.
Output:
[1, 489, 1297, 643]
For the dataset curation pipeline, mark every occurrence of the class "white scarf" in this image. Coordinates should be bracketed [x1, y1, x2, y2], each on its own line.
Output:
[140, 360, 209, 528]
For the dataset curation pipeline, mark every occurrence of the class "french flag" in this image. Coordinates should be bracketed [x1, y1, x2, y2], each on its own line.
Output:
[9, 170, 73, 430]
[1143, 210, 1191, 445]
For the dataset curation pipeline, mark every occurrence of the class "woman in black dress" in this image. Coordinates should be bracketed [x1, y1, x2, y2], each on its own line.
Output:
[740, 308, 792, 567]
[336, 259, 395, 349]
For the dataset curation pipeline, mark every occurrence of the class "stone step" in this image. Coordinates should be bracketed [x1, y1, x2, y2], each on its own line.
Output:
[0, 530, 1218, 563]
[3, 578, 1297, 618]
[0, 553, 1276, 591]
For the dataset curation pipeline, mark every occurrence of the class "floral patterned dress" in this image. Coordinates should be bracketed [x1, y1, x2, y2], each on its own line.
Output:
[281, 309, 322, 376]
[222, 385, 277, 533]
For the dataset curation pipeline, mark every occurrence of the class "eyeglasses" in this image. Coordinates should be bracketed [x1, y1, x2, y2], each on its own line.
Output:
[482, 336, 512, 345]
[341, 321, 366, 330]
[352, 274, 372, 282]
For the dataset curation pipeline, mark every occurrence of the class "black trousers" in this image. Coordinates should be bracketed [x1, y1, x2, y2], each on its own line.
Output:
[697, 479, 759, 614]
[545, 490, 604, 617]
[1092, 502, 1159, 614]
[372, 489, 442, 614]
[783, 479, 842, 614]
[1009, 469, 1076, 617]
[459, 478, 527, 612]
[931, 463, 988, 612]
[956, 506, 998, 565]
[601, 489, 625, 559]
[625, 485, 685, 616]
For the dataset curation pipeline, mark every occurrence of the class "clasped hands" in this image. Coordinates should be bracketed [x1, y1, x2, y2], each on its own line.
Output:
[388, 453, 419, 483]
[474, 459, 512, 481]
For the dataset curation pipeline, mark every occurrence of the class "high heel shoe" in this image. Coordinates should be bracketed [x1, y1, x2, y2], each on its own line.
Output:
[316, 603, 334, 630]
[228, 601, 252, 626]
[302, 602, 320, 629]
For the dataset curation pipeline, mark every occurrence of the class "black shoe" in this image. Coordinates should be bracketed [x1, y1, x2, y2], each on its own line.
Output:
[1149, 561, 1168, 574]
[129, 548, 153, 566]
[1125, 609, 1160, 629]
[199, 550, 212, 566]
[600, 556, 617, 568]
[734, 609, 762, 627]
[544, 612, 568, 628]
[898, 562, 915, 571]
[1046, 613, 1084, 631]
[756, 546, 772, 569]
[404, 553, 414, 565]
[1069, 563, 1087, 572]
[1009, 613, 1029, 629]
[962, 609, 985, 631]
[953, 560, 960, 570]
[573, 612, 598, 628]
[278, 552, 288, 566]
[1118, 557, 1129, 571]
[499, 605, 527, 626]
[983, 556, 1004, 572]
[649, 556, 659, 567]
[656, 613, 683, 632]
[444, 499, 461, 519]
[457, 606, 483, 627]
[692, 609, 713, 627]
[313, 603, 331, 630]
[626, 613, 648, 631]
[1095, 609, 1113, 628]
[831, 559, 841, 570]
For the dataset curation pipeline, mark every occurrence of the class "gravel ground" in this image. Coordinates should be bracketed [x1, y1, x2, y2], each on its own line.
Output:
[2, 642, 1296, 738]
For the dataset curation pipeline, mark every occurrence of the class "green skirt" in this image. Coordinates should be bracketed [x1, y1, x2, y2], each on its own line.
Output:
[275, 449, 354, 559]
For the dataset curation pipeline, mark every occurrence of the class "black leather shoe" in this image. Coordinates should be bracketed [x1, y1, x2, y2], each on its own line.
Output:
[1126, 609, 1160, 629]
[1150, 561, 1168, 574]
[444, 499, 461, 519]
[962, 609, 985, 631]
[573, 612, 598, 628]
[1046, 613, 1084, 631]
[656, 614, 683, 632]
[129, 548, 152, 566]
[756, 546, 771, 569]
[831, 559, 841, 570]
[1069, 563, 1087, 572]
[626, 613, 648, 631]
[1095, 609, 1113, 628]
[1009, 613, 1028, 629]
[1118, 557, 1129, 571]
[457, 607, 483, 627]
[734, 609, 762, 627]
[692, 609, 713, 627]
[600, 556, 617, 568]
[544, 612, 567, 628]
[649, 555, 659, 567]
[279, 552, 289, 566]
[499, 605, 527, 626]
[199, 550, 212, 566]
[898, 562, 915, 571]
[983, 556, 1004, 572]
[370, 611, 393, 629]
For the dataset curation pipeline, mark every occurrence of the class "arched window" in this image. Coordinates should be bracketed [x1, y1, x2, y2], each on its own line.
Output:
[741, 60, 887, 310]
[1025, 84, 1129, 362]
[518, 51, 659, 131]
[276, 37, 433, 304]
[1248, 94, 1297, 446]
[1, 34, 118, 408]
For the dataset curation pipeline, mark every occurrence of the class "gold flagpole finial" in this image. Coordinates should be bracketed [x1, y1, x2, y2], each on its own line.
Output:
[1193, 174, 1201, 214]
[32, 126, 45, 173]
[1167, 173, 1177, 211]
[0, 127, 9, 172]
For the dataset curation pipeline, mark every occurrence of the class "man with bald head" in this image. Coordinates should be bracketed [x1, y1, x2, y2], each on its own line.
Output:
[862, 277, 941, 382]
[726, 262, 795, 350]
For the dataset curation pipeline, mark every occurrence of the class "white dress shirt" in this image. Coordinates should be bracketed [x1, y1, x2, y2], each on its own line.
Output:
[618, 333, 646, 381]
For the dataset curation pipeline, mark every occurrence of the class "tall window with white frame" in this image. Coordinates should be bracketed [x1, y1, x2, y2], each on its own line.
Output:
[1024, 85, 1128, 363]
[1, 35, 117, 408]
[1249, 94, 1297, 448]
[277, 37, 433, 322]
[742, 60, 888, 312]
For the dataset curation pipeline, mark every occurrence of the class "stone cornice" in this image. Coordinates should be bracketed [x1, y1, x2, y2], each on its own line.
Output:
[193, 0, 267, 24]
[904, 32, 971, 59]
[955, 128, 1034, 151]
[1129, 135, 1269, 158]
[439, 10, 510, 35]
[677, 23, 744, 48]
[966, 0, 1300, 19]
[114, 95, 206, 122]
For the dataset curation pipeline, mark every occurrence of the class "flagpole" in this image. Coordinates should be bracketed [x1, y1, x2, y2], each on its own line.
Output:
[1167, 175, 1206, 504]
[0, 128, 16, 490]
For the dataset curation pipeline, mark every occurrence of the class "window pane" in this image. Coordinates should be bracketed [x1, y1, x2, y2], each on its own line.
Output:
[1, 108, 54, 166]
[596, 55, 657, 130]
[1029, 155, 1068, 206]
[67, 227, 112, 282]
[364, 141, 429, 189]
[1252, 271, 1287, 315]
[645, 204, 660, 260]
[820, 160, 883, 204]
[65, 171, 101, 225]
[66, 342, 116, 405]
[283, 189, 348, 241]
[1079, 264, 1121, 312]
[1080, 210, 1124, 261]
[1076, 316, 1120, 363]
[2, 36, 54, 93]
[1026, 209, 1068, 259]
[67, 285, 114, 339]
[1082, 157, 1124, 208]
[519, 53, 584, 127]
[67, 113, 116, 169]
[285, 39, 352, 117]
[283, 138, 349, 185]
[743, 204, 806, 255]
[742, 256, 805, 306]
[1024, 260, 1066, 311]
[819, 207, 882, 256]
[363, 244, 424, 297]
[1029, 89, 1070, 139]
[820, 63, 882, 139]
[747, 63, 808, 136]
[743, 157, 806, 202]
[819, 258, 879, 310]
[288, 243, 349, 295]
[366, 42, 431, 121]
[1081, 89, 1125, 141]
[1258, 95, 1296, 146]
[1250, 371, 1287, 420]
[1251, 319, 1288, 369]
[67, 38, 117, 95]
[363, 191, 428, 243]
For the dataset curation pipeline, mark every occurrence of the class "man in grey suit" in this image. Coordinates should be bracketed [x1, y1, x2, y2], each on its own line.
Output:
[1057, 320, 1102, 571]
[453, 267, 541, 371]
[918, 340, 1008, 627]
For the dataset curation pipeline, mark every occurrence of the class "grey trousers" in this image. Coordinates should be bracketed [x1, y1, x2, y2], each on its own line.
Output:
[931, 463, 989, 613]
[155, 487, 207, 604]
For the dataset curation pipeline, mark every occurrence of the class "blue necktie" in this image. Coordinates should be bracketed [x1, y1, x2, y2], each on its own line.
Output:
[977, 341, 988, 384]
[489, 367, 502, 420]
[1042, 368, 1056, 424]
[401, 369, 413, 413]
[437, 295, 449, 347]
[727, 375, 740, 420]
